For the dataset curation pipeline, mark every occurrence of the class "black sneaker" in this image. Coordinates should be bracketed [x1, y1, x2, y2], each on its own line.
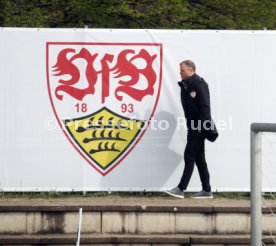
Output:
[165, 187, 184, 199]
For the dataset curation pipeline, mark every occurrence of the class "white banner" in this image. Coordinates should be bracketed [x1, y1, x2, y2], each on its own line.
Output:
[1, 28, 276, 191]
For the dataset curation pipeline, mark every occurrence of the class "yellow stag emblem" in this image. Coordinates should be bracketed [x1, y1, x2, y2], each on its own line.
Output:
[64, 107, 145, 170]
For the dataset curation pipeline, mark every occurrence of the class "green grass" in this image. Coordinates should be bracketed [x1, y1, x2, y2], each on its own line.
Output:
[0, 191, 251, 200]
[213, 192, 250, 200]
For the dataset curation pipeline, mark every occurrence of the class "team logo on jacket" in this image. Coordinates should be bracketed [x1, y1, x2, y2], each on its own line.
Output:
[190, 91, 196, 98]
[46, 42, 162, 175]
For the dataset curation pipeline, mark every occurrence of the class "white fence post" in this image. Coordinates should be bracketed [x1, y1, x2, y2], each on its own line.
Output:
[76, 208, 83, 246]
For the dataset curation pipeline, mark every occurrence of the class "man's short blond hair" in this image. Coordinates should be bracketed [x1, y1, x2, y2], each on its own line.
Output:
[180, 60, 196, 72]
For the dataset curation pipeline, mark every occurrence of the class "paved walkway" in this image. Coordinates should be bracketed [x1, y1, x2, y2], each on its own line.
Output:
[1, 196, 275, 212]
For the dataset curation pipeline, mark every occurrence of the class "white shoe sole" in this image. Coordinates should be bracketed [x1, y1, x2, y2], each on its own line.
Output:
[192, 196, 213, 199]
[164, 190, 184, 199]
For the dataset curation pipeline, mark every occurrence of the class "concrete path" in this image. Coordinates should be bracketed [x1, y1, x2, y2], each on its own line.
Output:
[0, 197, 275, 212]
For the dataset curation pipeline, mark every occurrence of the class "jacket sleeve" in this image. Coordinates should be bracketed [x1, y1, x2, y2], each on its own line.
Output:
[178, 81, 187, 118]
[196, 82, 211, 123]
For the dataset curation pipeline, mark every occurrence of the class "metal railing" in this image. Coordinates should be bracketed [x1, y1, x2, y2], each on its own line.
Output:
[251, 123, 276, 246]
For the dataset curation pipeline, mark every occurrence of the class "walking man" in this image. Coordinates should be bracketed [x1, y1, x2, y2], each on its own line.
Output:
[165, 60, 218, 199]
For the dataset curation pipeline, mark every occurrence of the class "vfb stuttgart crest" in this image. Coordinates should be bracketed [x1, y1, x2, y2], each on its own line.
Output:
[46, 42, 162, 175]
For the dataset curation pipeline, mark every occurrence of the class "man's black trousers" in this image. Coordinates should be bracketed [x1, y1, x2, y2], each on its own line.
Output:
[178, 130, 211, 192]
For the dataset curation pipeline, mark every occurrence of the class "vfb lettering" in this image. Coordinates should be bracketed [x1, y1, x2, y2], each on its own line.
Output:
[53, 48, 157, 104]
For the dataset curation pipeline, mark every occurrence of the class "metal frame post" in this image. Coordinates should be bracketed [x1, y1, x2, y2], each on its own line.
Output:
[251, 129, 262, 246]
[250, 123, 276, 246]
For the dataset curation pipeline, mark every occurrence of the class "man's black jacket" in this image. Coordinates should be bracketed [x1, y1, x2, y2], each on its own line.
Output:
[178, 73, 211, 130]
[178, 73, 218, 141]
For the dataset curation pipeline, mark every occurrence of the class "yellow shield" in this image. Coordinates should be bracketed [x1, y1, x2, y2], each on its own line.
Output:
[64, 107, 144, 170]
